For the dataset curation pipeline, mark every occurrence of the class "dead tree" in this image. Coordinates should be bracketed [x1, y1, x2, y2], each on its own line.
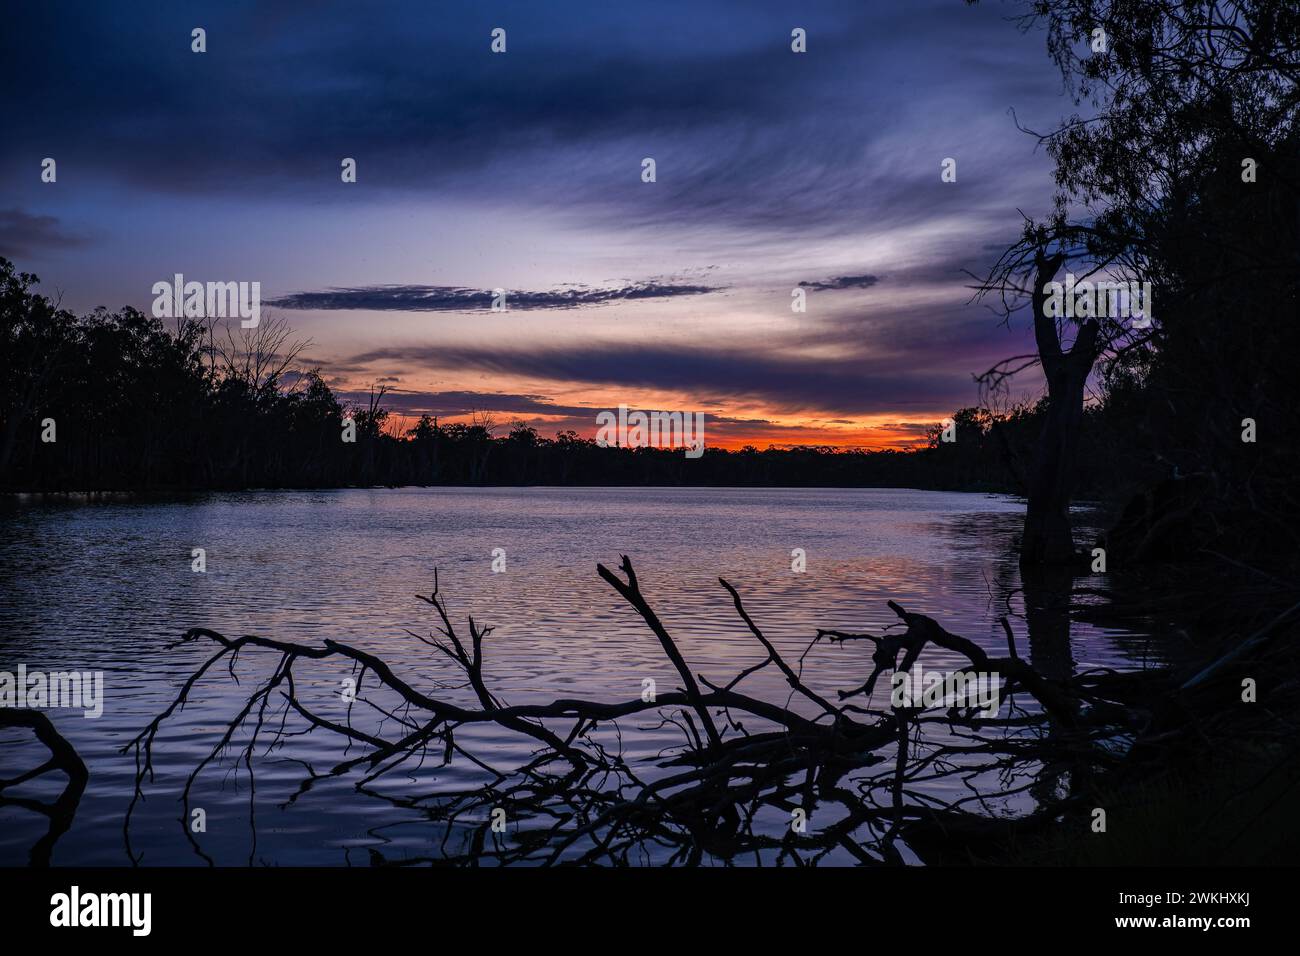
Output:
[1021, 248, 1099, 566]
[970, 220, 1149, 567]
[125, 557, 1157, 865]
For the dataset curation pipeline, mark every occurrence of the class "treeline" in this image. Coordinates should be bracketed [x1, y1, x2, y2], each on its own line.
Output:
[1, 254, 1128, 495]
[387, 403, 1140, 494]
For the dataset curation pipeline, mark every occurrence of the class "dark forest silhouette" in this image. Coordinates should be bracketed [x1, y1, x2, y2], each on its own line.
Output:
[0, 270, 1147, 499]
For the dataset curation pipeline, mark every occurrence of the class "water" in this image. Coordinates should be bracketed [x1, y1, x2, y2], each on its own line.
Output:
[0, 487, 1155, 865]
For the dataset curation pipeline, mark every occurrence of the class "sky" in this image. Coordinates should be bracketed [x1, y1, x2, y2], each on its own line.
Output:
[0, 0, 1075, 450]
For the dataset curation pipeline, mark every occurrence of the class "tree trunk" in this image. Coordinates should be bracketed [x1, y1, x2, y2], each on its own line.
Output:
[1021, 251, 1099, 567]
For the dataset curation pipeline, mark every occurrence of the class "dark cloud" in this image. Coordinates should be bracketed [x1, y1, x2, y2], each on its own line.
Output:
[0, 1, 1067, 239]
[269, 280, 717, 312]
[0, 209, 87, 258]
[334, 388, 596, 420]
[872, 422, 935, 434]
[337, 340, 992, 416]
[798, 274, 880, 291]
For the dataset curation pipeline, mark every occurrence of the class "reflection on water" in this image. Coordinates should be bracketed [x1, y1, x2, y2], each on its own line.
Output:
[0, 487, 1156, 865]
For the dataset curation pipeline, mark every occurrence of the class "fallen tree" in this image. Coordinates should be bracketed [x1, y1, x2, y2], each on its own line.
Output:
[124, 557, 1242, 866]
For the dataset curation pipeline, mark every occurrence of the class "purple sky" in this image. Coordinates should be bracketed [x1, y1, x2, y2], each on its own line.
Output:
[0, 0, 1074, 447]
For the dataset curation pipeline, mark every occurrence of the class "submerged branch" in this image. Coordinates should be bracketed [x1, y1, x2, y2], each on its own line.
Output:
[125, 556, 1157, 865]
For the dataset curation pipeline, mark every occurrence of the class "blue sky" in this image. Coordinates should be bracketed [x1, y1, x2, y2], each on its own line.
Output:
[0, 0, 1074, 447]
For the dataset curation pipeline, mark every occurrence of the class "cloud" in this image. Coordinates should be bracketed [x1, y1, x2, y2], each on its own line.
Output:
[0, 209, 87, 258]
[269, 280, 718, 312]
[872, 422, 935, 434]
[0, 0, 1065, 243]
[334, 388, 595, 419]
[798, 274, 880, 291]
[336, 339, 994, 416]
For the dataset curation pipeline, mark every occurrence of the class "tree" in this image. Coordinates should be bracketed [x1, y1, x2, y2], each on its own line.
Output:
[972, 0, 1300, 566]
[0, 260, 79, 478]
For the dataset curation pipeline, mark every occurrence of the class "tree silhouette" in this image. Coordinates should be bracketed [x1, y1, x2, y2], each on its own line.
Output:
[971, 0, 1299, 567]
